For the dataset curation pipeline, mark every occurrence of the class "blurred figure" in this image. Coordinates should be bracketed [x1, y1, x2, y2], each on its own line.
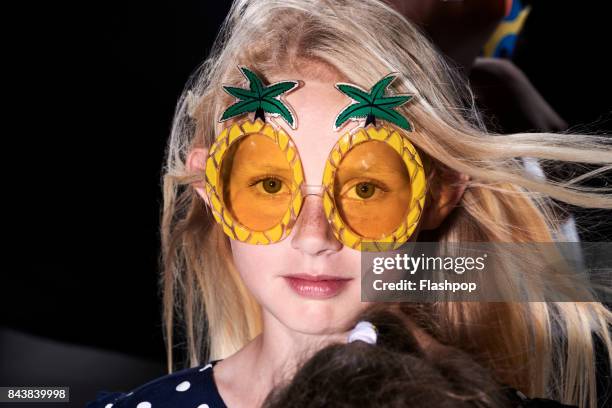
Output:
[263, 305, 576, 408]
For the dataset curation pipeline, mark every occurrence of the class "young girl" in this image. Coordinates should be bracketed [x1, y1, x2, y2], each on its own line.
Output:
[88, 0, 612, 407]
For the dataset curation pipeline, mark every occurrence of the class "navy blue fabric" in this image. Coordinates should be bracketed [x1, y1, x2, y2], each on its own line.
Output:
[86, 359, 226, 408]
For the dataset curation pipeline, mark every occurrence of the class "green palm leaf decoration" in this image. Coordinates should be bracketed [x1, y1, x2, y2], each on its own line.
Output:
[220, 66, 299, 129]
[334, 73, 414, 131]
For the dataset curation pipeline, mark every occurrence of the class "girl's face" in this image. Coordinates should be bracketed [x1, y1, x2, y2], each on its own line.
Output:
[229, 77, 372, 335]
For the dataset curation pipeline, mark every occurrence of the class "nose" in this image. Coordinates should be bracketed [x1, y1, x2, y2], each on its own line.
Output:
[291, 195, 343, 256]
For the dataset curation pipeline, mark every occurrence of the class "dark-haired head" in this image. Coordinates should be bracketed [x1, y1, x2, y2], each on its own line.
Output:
[262, 305, 513, 407]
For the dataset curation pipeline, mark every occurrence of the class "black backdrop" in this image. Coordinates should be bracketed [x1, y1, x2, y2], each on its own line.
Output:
[3, 1, 232, 361]
[3, 0, 611, 369]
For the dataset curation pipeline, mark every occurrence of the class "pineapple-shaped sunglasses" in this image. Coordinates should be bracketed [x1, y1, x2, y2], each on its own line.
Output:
[204, 66, 426, 251]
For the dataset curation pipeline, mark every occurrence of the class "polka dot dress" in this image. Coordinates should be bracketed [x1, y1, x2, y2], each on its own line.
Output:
[86, 360, 226, 408]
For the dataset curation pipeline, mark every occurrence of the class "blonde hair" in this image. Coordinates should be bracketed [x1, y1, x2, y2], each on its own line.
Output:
[160, 1, 612, 407]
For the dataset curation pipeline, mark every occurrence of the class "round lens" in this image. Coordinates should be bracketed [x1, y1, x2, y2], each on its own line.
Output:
[220, 133, 294, 231]
[333, 140, 411, 239]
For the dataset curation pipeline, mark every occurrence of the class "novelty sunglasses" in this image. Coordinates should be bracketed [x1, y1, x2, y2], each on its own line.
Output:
[203, 67, 427, 251]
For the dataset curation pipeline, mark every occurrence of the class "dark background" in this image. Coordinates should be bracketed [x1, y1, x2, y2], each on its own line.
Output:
[4, 1, 233, 360]
[2, 1, 611, 406]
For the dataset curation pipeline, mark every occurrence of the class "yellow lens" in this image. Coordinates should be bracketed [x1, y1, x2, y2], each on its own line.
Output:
[334, 140, 411, 238]
[220, 133, 294, 231]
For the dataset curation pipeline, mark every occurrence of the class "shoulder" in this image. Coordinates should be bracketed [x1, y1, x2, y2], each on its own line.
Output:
[86, 360, 226, 408]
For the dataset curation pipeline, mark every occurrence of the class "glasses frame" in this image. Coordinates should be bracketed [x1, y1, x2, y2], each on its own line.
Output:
[204, 117, 427, 251]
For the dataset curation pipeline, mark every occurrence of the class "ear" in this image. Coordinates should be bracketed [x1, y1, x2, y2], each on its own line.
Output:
[186, 147, 211, 208]
[420, 165, 469, 230]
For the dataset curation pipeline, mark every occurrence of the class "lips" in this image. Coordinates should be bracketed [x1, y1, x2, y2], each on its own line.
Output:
[284, 273, 351, 281]
[283, 274, 352, 299]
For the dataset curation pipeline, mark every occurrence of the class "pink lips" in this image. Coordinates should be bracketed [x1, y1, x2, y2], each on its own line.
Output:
[283, 274, 352, 299]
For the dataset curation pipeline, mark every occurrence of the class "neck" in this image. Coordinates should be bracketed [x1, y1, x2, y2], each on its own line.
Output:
[218, 309, 351, 406]
[260, 311, 350, 379]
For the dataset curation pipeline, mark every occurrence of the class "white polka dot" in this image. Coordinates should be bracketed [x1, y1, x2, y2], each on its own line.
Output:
[197, 404, 210, 408]
[104, 404, 113, 408]
[199, 363, 212, 372]
[175, 380, 191, 392]
[136, 402, 151, 408]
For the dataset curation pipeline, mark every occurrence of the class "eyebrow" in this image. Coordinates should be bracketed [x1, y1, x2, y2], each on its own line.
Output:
[337, 168, 407, 182]
[339, 160, 406, 175]
[235, 163, 293, 173]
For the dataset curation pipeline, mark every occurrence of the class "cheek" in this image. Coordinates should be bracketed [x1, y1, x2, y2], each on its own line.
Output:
[229, 241, 276, 284]
[231, 242, 264, 270]
[228, 240, 296, 304]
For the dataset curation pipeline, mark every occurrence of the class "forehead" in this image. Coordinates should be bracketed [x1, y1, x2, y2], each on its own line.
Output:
[282, 79, 349, 132]
[267, 76, 361, 183]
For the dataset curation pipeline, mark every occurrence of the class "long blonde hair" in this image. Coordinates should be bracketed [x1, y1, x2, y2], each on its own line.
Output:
[160, 1, 612, 406]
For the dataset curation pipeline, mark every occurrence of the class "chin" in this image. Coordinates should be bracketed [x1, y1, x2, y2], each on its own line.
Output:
[287, 317, 342, 335]
[279, 298, 361, 334]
